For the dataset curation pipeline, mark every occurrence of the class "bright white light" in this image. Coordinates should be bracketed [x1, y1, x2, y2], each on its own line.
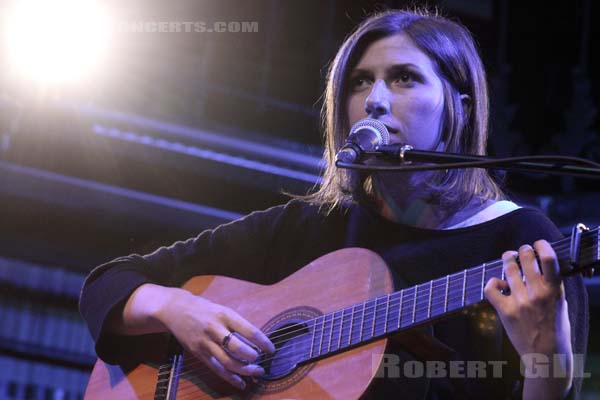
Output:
[4, 0, 110, 85]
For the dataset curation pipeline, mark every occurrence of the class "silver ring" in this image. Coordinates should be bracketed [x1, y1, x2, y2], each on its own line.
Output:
[222, 331, 234, 350]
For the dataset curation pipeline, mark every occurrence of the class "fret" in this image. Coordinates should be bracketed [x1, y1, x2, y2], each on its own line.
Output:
[480, 262, 486, 301]
[397, 290, 404, 329]
[348, 305, 356, 346]
[371, 298, 378, 338]
[384, 294, 390, 334]
[594, 229, 600, 262]
[374, 296, 388, 337]
[340, 306, 353, 348]
[333, 309, 343, 352]
[501, 265, 506, 282]
[351, 303, 364, 345]
[320, 313, 333, 355]
[328, 312, 336, 352]
[400, 287, 415, 328]
[430, 278, 446, 318]
[461, 269, 467, 307]
[466, 267, 484, 305]
[489, 262, 503, 280]
[359, 301, 366, 342]
[388, 292, 401, 332]
[414, 283, 429, 323]
[447, 271, 463, 312]
[309, 317, 320, 358]
[411, 286, 417, 324]
[444, 275, 449, 313]
[318, 315, 326, 355]
[362, 299, 376, 341]
[427, 280, 433, 319]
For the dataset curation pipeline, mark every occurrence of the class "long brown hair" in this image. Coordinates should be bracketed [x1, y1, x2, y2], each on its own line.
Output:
[303, 9, 505, 213]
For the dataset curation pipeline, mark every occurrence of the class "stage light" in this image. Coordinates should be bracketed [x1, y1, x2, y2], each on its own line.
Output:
[4, 0, 110, 85]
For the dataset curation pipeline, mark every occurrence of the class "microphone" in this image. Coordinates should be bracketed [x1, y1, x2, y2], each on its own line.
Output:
[335, 118, 390, 164]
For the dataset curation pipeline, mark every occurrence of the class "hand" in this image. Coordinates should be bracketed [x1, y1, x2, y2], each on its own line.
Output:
[157, 290, 275, 390]
[484, 240, 573, 399]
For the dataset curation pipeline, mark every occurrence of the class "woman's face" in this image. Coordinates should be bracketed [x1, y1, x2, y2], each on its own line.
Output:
[346, 33, 445, 151]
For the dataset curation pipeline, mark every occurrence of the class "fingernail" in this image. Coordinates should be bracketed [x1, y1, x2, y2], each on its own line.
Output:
[235, 377, 246, 390]
[251, 365, 265, 375]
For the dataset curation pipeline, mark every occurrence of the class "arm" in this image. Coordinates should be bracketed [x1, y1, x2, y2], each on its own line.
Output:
[105, 282, 275, 389]
[79, 203, 295, 387]
[485, 240, 574, 400]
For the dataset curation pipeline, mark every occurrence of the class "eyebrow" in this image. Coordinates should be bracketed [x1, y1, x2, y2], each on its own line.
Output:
[350, 63, 424, 76]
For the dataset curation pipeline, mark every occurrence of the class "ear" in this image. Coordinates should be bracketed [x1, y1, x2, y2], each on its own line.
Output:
[460, 93, 472, 122]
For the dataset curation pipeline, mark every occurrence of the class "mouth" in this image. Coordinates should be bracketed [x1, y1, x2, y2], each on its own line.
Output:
[383, 124, 399, 134]
[381, 125, 406, 145]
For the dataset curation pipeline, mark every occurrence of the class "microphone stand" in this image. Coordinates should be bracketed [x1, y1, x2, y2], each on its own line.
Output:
[334, 144, 600, 180]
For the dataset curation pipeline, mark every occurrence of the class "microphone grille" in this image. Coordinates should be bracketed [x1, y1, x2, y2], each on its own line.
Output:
[349, 118, 390, 145]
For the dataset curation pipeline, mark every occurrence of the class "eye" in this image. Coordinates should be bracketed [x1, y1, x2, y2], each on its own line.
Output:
[394, 70, 422, 86]
[394, 71, 415, 85]
[399, 73, 412, 82]
[349, 75, 371, 91]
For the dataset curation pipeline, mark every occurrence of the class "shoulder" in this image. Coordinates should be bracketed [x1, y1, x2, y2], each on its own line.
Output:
[448, 200, 562, 239]
[243, 198, 325, 221]
[447, 200, 521, 229]
[218, 198, 334, 232]
[496, 205, 563, 239]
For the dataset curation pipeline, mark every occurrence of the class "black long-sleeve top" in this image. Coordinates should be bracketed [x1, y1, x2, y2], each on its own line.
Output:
[79, 200, 589, 399]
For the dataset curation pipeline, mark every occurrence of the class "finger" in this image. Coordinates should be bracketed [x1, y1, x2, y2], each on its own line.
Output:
[533, 240, 561, 285]
[484, 277, 511, 312]
[502, 251, 526, 299]
[206, 340, 266, 377]
[213, 328, 260, 364]
[227, 313, 276, 354]
[518, 244, 542, 292]
[203, 354, 246, 390]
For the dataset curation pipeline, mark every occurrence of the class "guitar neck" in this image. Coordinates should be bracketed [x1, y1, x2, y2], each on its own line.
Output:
[302, 228, 599, 363]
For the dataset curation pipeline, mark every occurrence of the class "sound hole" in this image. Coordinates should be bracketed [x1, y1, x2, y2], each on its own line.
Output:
[249, 306, 320, 394]
[258, 320, 310, 380]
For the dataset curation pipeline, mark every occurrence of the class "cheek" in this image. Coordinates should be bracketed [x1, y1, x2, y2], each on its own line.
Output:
[347, 94, 367, 127]
[397, 93, 444, 147]
[403, 91, 444, 122]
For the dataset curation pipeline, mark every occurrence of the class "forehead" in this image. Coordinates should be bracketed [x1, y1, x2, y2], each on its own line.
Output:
[353, 33, 438, 74]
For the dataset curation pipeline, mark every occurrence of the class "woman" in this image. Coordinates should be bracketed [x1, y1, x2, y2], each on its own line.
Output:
[80, 9, 588, 399]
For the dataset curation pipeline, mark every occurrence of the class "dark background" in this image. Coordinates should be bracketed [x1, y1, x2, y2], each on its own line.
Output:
[0, 0, 598, 398]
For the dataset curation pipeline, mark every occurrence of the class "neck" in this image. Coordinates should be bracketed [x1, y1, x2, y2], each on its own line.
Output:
[372, 173, 489, 229]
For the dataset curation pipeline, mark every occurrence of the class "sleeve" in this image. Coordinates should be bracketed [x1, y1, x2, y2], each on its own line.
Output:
[499, 208, 590, 399]
[563, 271, 589, 400]
[78, 201, 301, 364]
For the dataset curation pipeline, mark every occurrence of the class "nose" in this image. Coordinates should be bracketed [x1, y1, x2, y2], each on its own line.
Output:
[365, 80, 390, 117]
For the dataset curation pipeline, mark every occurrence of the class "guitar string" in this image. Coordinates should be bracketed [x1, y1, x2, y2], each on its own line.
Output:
[173, 240, 591, 383]
[175, 270, 488, 376]
[174, 251, 594, 392]
[173, 258, 593, 400]
[172, 241, 592, 393]
[180, 232, 589, 355]
[175, 237, 590, 376]
[173, 265, 493, 376]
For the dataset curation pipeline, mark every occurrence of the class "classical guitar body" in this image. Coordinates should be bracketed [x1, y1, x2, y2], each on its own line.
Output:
[85, 248, 394, 399]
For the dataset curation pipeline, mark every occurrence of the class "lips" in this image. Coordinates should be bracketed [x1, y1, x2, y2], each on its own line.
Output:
[384, 124, 399, 134]
[381, 124, 405, 145]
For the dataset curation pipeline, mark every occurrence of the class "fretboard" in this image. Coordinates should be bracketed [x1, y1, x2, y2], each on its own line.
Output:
[302, 227, 599, 362]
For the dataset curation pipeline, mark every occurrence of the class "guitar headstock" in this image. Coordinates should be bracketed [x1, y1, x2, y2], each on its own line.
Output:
[568, 223, 598, 278]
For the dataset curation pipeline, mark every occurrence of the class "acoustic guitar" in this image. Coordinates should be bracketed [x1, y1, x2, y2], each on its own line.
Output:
[84, 224, 597, 399]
